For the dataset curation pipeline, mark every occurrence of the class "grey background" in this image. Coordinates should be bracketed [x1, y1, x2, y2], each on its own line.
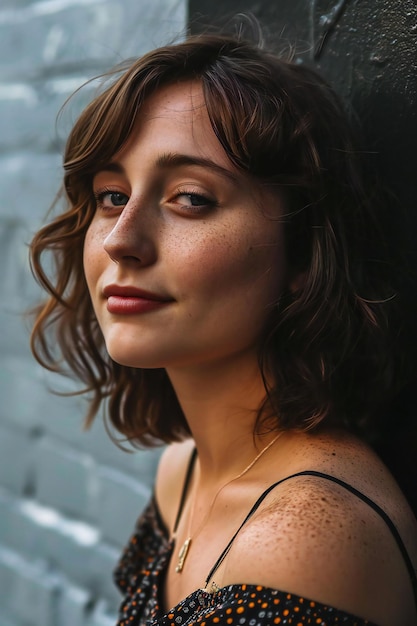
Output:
[0, 1, 185, 624]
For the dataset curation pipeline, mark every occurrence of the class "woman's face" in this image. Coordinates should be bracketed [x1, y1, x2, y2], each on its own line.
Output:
[84, 81, 288, 371]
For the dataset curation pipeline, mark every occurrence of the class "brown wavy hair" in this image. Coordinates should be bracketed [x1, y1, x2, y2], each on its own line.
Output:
[30, 33, 404, 446]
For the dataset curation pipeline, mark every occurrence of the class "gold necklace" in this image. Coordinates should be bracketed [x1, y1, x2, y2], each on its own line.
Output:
[175, 432, 282, 573]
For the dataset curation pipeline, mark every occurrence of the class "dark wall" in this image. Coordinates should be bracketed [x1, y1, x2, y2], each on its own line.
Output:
[189, 0, 417, 218]
[188, 0, 417, 506]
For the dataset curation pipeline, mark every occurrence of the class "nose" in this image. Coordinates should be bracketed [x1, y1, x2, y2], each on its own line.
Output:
[103, 200, 157, 266]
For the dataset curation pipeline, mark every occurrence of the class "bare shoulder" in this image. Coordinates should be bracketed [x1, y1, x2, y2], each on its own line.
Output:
[154, 438, 195, 534]
[222, 431, 417, 626]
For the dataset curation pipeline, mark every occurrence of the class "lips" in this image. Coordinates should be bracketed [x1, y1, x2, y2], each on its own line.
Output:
[103, 284, 171, 300]
[103, 284, 173, 314]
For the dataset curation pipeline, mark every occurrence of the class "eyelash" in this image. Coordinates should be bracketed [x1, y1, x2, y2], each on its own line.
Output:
[92, 187, 218, 215]
[93, 188, 128, 211]
[170, 188, 217, 214]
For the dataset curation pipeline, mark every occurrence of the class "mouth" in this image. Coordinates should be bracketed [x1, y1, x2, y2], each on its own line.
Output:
[103, 284, 174, 315]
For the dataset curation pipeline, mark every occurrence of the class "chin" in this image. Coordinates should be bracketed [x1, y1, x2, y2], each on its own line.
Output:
[101, 326, 165, 369]
[107, 350, 162, 369]
[104, 339, 167, 370]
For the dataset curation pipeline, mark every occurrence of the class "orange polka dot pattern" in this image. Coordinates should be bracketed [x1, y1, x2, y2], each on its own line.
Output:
[114, 498, 378, 626]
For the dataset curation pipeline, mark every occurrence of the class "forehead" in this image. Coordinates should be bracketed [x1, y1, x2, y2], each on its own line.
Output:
[141, 80, 206, 119]
[117, 80, 234, 171]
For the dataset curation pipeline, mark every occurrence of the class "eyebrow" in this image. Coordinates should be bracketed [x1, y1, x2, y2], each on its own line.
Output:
[94, 152, 239, 183]
[156, 153, 239, 182]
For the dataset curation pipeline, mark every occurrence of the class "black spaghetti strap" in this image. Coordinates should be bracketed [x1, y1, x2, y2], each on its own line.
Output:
[204, 473, 288, 585]
[173, 447, 198, 535]
[205, 469, 417, 608]
[297, 470, 417, 601]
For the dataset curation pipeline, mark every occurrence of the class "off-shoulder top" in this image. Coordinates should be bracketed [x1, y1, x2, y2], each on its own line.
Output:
[114, 452, 417, 626]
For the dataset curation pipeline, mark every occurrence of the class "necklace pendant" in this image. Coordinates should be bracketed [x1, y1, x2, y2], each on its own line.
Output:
[176, 537, 192, 573]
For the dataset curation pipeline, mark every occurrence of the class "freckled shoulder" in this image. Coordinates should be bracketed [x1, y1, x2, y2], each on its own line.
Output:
[222, 473, 416, 626]
[154, 438, 195, 534]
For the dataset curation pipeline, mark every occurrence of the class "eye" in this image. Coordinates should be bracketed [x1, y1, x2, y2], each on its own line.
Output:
[94, 189, 129, 210]
[177, 193, 209, 206]
[170, 190, 217, 215]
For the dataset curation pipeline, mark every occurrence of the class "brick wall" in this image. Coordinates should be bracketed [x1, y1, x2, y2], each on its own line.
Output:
[0, 1, 186, 624]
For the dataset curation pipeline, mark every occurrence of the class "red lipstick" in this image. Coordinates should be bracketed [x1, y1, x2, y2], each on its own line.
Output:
[103, 285, 173, 315]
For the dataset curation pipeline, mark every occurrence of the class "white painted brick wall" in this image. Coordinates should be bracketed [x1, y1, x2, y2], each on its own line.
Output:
[0, 1, 186, 624]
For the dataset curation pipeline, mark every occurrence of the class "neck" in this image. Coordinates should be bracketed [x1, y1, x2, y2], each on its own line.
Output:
[166, 355, 276, 484]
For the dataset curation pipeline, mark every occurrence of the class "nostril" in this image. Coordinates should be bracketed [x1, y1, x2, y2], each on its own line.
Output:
[122, 255, 142, 263]
[106, 252, 143, 264]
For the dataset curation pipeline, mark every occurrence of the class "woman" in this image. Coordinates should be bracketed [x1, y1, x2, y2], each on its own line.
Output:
[30, 33, 417, 625]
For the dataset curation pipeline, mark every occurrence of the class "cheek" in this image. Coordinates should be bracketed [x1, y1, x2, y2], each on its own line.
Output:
[83, 223, 105, 293]
[233, 240, 287, 307]
[171, 222, 286, 303]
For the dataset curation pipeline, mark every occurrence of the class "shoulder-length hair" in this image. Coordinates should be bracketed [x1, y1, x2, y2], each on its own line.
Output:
[30, 33, 403, 446]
